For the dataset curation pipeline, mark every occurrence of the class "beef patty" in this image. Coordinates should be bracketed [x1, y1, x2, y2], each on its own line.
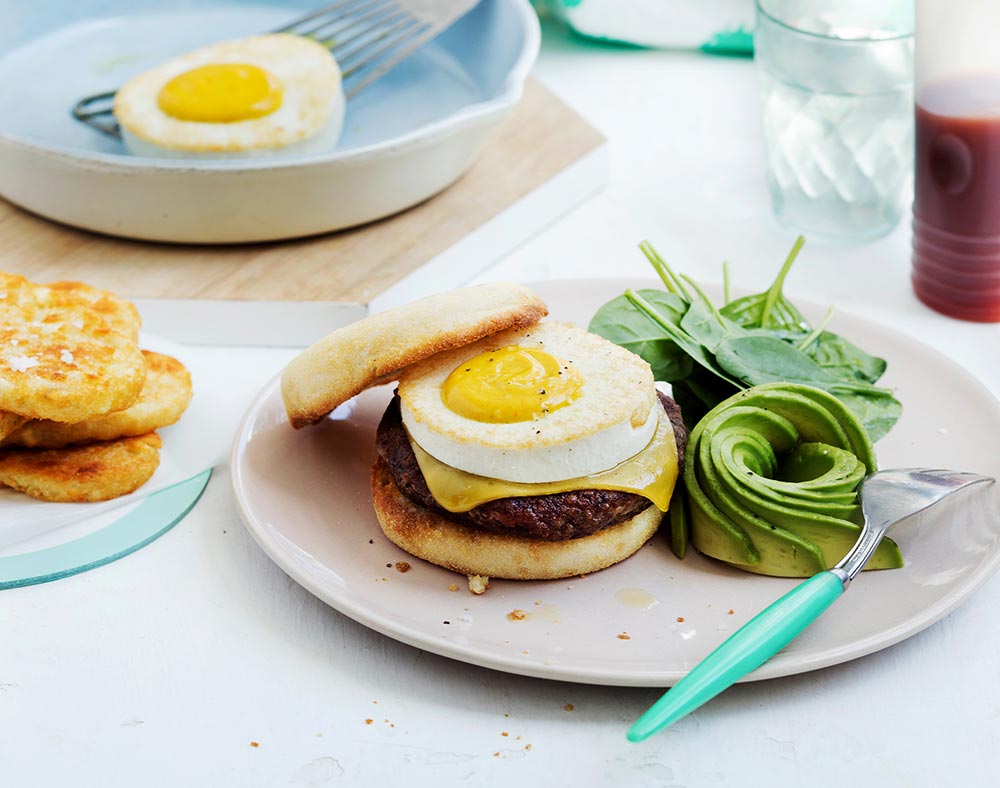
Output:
[374, 391, 687, 541]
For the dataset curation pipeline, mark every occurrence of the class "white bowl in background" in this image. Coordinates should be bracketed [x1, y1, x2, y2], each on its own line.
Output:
[0, 0, 539, 243]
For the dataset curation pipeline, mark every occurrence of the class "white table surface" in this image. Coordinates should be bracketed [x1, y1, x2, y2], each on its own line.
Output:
[5, 14, 1000, 788]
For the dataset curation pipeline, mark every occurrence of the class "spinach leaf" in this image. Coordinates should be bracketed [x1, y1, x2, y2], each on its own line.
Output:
[714, 335, 837, 387]
[679, 300, 746, 353]
[826, 389, 902, 443]
[719, 236, 810, 331]
[714, 336, 901, 440]
[802, 331, 888, 385]
[588, 236, 902, 442]
[672, 371, 740, 430]
[589, 289, 687, 343]
[623, 290, 743, 388]
[589, 290, 694, 381]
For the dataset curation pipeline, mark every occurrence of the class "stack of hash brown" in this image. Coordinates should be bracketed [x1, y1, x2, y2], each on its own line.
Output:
[0, 272, 192, 502]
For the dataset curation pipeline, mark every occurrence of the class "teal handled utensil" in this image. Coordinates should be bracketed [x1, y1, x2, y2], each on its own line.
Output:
[627, 467, 994, 742]
[0, 469, 211, 590]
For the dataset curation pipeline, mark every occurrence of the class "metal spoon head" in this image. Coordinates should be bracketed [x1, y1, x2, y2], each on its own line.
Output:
[860, 468, 995, 532]
[836, 468, 995, 582]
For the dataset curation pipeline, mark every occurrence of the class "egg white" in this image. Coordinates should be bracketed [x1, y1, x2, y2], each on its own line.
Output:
[397, 322, 659, 484]
[114, 34, 344, 158]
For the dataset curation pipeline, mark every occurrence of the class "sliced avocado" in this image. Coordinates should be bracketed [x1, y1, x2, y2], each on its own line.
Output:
[686, 476, 761, 566]
[688, 475, 827, 573]
[668, 483, 690, 560]
[714, 443, 866, 523]
[722, 528, 902, 577]
[678, 406, 797, 567]
[678, 383, 899, 577]
[692, 505, 830, 576]
[755, 385, 877, 471]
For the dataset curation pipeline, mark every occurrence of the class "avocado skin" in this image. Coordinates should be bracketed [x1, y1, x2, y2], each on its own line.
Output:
[679, 383, 903, 577]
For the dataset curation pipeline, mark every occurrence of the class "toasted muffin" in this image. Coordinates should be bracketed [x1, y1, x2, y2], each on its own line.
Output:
[282, 282, 548, 428]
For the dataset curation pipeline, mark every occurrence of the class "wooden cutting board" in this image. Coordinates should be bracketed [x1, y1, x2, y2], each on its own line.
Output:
[0, 78, 604, 304]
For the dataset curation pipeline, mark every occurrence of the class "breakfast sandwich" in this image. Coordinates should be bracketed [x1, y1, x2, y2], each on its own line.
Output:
[282, 283, 687, 591]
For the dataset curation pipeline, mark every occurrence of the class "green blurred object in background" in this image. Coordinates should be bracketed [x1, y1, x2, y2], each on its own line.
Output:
[535, 0, 754, 55]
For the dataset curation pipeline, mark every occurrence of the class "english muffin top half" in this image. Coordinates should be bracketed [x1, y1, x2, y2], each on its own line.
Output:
[281, 283, 550, 429]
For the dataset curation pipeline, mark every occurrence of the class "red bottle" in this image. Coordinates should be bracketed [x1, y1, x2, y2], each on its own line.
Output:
[911, 4, 1000, 322]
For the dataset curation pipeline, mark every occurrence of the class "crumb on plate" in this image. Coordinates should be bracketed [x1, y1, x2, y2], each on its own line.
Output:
[468, 574, 490, 594]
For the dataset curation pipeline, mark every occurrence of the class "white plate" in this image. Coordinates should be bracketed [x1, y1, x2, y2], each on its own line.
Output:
[231, 279, 1000, 686]
[0, 0, 538, 243]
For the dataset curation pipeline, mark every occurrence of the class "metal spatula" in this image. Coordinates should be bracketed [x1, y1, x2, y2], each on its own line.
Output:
[72, 0, 479, 138]
[628, 467, 995, 742]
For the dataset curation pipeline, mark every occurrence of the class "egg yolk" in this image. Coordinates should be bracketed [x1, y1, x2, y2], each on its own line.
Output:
[157, 63, 283, 123]
[442, 346, 584, 424]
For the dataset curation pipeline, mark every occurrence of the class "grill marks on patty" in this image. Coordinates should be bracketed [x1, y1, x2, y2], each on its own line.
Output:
[374, 392, 687, 541]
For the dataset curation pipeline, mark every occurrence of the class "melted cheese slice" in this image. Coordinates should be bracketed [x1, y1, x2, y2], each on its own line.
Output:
[410, 412, 680, 513]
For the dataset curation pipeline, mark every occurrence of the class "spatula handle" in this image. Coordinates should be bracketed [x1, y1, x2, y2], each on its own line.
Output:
[627, 570, 846, 742]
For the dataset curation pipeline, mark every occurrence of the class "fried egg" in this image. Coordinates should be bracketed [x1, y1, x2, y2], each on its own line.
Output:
[114, 34, 344, 158]
[397, 322, 659, 483]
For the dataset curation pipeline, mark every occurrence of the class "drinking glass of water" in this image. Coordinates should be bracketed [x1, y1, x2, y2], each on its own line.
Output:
[754, 0, 914, 241]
